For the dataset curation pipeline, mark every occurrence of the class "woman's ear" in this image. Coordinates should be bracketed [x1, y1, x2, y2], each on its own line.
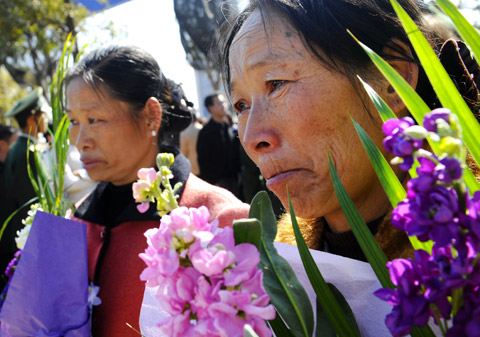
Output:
[145, 97, 163, 134]
[383, 39, 419, 116]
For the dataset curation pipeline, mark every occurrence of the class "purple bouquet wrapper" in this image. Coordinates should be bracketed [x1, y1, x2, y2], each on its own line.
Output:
[0, 211, 90, 336]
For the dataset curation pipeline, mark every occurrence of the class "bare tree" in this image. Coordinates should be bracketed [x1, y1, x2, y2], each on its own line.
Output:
[174, 0, 238, 90]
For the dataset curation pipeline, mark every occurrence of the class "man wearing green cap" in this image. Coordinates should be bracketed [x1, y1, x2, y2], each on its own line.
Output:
[1, 88, 49, 287]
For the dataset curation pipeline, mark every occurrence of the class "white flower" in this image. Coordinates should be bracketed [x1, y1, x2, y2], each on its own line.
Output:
[15, 224, 31, 250]
[16, 203, 43, 250]
[88, 284, 102, 309]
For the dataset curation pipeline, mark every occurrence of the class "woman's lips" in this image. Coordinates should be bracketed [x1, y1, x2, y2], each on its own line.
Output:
[265, 169, 301, 189]
[81, 159, 102, 170]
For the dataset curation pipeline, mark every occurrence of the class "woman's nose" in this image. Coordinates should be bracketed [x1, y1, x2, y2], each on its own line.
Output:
[241, 102, 280, 156]
[72, 125, 94, 151]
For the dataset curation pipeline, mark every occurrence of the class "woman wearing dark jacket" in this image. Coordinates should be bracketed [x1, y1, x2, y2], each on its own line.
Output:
[65, 45, 249, 336]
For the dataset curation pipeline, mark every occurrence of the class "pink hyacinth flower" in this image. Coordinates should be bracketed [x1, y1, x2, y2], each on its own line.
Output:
[156, 267, 200, 315]
[224, 243, 261, 287]
[138, 167, 158, 183]
[190, 244, 236, 277]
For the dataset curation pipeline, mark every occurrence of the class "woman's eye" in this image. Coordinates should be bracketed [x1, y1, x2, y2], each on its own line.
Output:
[268, 80, 285, 93]
[233, 101, 249, 114]
[69, 118, 78, 126]
[88, 117, 98, 124]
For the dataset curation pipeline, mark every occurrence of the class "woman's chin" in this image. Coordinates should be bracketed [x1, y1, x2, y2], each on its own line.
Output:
[275, 192, 324, 219]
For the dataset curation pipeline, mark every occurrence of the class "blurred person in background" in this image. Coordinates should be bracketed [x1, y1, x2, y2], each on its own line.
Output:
[197, 93, 242, 198]
[1, 88, 48, 289]
[0, 124, 19, 290]
[180, 114, 203, 176]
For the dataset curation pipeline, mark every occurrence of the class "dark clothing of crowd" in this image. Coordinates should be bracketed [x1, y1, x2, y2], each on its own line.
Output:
[197, 119, 242, 197]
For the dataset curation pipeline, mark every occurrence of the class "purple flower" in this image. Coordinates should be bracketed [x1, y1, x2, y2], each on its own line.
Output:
[409, 157, 437, 193]
[446, 285, 480, 337]
[394, 185, 460, 245]
[423, 108, 451, 133]
[383, 117, 423, 171]
[435, 157, 463, 184]
[5, 250, 22, 280]
[374, 257, 431, 336]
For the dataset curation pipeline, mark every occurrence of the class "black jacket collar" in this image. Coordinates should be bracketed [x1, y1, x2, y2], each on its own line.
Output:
[74, 148, 191, 227]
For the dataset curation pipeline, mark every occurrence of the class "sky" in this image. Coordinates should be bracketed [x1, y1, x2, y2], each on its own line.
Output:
[78, 0, 200, 109]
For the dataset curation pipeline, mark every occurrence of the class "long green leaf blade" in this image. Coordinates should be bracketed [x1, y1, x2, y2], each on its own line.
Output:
[328, 155, 436, 337]
[328, 154, 393, 288]
[0, 196, 38, 242]
[353, 31, 480, 194]
[288, 191, 360, 337]
[391, 0, 480, 182]
[352, 119, 432, 253]
[352, 118, 405, 206]
[436, 0, 480, 60]
[249, 191, 314, 337]
[350, 31, 431, 123]
[268, 314, 295, 337]
[357, 76, 396, 122]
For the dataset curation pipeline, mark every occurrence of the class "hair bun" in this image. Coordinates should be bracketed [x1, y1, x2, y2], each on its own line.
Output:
[439, 39, 479, 112]
[162, 79, 194, 133]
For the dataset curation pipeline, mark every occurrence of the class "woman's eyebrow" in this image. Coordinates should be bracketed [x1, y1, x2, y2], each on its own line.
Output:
[231, 57, 291, 93]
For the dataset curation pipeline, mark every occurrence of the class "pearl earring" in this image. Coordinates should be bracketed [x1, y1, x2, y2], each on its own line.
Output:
[151, 130, 157, 137]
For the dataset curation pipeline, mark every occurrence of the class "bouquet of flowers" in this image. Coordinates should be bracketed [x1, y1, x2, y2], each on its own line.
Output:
[134, 154, 275, 336]
[334, 0, 480, 336]
[376, 110, 480, 336]
[136, 155, 396, 337]
[0, 35, 96, 336]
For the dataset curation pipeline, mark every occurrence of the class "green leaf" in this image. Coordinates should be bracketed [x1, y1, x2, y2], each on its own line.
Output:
[351, 118, 431, 251]
[288, 191, 360, 337]
[328, 283, 361, 335]
[249, 191, 314, 337]
[436, 0, 480, 61]
[328, 154, 437, 337]
[357, 76, 396, 122]
[351, 118, 406, 206]
[328, 154, 393, 289]
[268, 315, 295, 337]
[233, 218, 262, 250]
[349, 31, 431, 124]
[390, 0, 480, 194]
[249, 191, 278, 243]
[0, 196, 38, 242]
[411, 325, 438, 337]
[315, 296, 337, 337]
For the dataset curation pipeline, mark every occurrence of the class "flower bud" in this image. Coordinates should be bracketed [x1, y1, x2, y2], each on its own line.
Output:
[404, 125, 428, 140]
[156, 153, 175, 169]
[439, 136, 462, 156]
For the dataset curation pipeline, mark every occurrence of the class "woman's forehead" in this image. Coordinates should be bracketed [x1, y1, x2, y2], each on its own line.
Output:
[229, 10, 314, 88]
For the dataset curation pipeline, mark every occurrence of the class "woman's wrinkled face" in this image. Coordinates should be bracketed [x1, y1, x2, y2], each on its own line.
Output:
[229, 10, 389, 229]
[66, 78, 157, 186]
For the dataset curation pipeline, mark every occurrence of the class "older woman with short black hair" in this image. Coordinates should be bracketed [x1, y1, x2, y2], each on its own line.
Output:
[220, 0, 479, 261]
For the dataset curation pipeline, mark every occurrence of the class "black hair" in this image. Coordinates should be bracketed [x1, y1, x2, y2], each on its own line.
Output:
[219, 0, 475, 112]
[0, 124, 16, 142]
[64, 45, 192, 148]
[204, 93, 221, 110]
